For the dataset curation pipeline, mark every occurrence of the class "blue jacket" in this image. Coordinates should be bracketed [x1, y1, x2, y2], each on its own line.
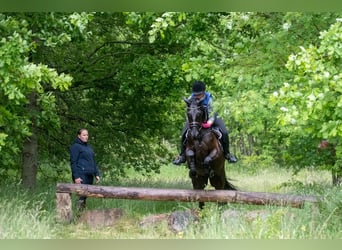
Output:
[70, 138, 100, 179]
[190, 91, 214, 117]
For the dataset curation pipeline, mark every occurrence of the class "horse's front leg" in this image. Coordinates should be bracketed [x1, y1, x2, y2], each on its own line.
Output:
[204, 148, 219, 177]
[186, 149, 196, 178]
[204, 148, 219, 167]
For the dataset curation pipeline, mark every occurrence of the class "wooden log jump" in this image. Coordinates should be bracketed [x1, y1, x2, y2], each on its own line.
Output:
[56, 183, 320, 222]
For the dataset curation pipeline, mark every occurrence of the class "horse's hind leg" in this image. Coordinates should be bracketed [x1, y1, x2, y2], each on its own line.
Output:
[209, 173, 236, 207]
[224, 179, 237, 191]
[209, 173, 226, 190]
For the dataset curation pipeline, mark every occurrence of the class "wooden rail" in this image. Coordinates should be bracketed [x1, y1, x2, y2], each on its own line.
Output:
[56, 183, 320, 222]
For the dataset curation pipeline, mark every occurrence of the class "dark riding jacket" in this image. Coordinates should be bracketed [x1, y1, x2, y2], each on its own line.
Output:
[70, 138, 100, 180]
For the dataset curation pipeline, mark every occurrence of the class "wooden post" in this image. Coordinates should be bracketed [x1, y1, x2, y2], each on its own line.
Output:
[56, 183, 319, 209]
[56, 192, 72, 223]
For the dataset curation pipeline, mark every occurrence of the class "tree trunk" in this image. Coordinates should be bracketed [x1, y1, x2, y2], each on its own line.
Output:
[21, 92, 38, 189]
[332, 168, 342, 186]
[317, 140, 341, 186]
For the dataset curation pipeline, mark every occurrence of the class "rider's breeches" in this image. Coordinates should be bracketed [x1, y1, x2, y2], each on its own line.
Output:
[213, 118, 231, 154]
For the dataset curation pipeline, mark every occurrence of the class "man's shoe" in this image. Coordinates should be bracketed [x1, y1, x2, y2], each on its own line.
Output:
[225, 153, 237, 163]
[172, 154, 186, 165]
[76, 200, 86, 210]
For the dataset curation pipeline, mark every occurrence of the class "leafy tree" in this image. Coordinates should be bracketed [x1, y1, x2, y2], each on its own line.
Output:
[2, 12, 342, 188]
[274, 17, 342, 184]
[34, 12, 189, 180]
[0, 12, 92, 188]
[143, 12, 340, 159]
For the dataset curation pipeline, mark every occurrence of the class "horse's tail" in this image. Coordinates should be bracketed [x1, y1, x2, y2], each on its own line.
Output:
[224, 178, 237, 191]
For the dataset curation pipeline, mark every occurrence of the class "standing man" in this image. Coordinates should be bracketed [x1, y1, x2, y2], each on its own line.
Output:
[70, 128, 100, 209]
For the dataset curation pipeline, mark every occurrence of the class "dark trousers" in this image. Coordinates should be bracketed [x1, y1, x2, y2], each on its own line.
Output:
[72, 174, 94, 201]
[179, 117, 231, 155]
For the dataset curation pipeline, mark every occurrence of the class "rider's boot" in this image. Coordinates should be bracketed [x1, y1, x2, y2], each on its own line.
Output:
[172, 142, 186, 165]
[225, 152, 237, 163]
[172, 130, 187, 165]
[173, 154, 186, 165]
[221, 133, 237, 163]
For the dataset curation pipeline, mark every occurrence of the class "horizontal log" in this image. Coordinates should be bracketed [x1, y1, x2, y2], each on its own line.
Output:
[56, 183, 319, 208]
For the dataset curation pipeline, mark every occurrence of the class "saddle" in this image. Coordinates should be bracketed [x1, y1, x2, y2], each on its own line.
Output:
[185, 127, 222, 140]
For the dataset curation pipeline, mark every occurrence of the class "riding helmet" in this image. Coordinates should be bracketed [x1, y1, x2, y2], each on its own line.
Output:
[192, 81, 206, 95]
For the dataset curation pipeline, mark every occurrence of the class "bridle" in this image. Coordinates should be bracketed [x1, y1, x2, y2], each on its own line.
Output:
[187, 105, 204, 132]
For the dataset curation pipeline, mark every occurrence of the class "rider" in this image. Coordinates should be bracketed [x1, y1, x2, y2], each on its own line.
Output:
[172, 80, 237, 165]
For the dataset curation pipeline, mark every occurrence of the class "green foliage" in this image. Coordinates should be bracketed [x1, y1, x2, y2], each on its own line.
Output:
[0, 183, 56, 238]
[2, 11, 342, 185]
[0, 12, 92, 180]
[35, 12, 189, 177]
[138, 12, 341, 167]
[38, 159, 71, 183]
[274, 17, 342, 170]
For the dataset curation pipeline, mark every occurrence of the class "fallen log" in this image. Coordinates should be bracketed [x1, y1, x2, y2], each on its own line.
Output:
[56, 183, 319, 208]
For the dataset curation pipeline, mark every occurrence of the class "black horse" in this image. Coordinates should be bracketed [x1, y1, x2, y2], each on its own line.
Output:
[184, 97, 237, 209]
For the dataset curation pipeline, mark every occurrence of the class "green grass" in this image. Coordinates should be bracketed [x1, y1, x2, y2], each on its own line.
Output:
[1, 163, 341, 239]
[0, 185, 57, 239]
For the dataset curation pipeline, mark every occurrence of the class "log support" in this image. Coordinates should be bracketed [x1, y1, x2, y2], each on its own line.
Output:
[56, 192, 72, 223]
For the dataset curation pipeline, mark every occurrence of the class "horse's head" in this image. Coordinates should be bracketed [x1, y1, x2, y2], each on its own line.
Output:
[184, 97, 206, 139]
